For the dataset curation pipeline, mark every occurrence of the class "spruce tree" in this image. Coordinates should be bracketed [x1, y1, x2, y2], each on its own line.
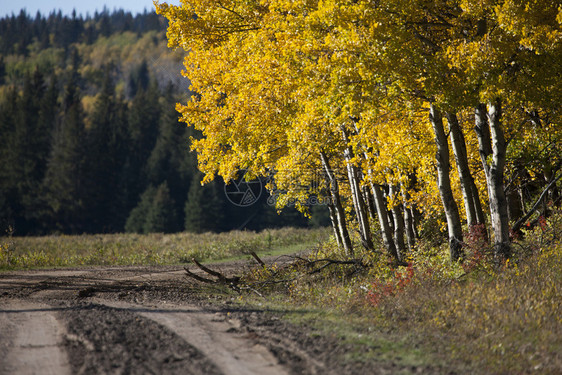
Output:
[3, 70, 47, 233]
[0, 56, 5, 85]
[0, 87, 20, 231]
[184, 174, 225, 233]
[125, 185, 156, 233]
[125, 182, 178, 233]
[111, 95, 131, 230]
[144, 182, 177, 233]
[146, 85, 195, 229]
[30, 73, 59, 233]
[123, 83, 160, 215]
[83, 68, 126, 232]
[128, 59, 150, 98]
[42, 72, 87, 233]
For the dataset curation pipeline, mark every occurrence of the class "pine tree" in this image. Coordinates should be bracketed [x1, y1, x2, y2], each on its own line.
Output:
[83, 68, 127, 232]
[144, 182, 177, 233]
[42, 72, 87, 233]
[122, 83, 161, 216]
[184, 174, 224, 233]
[146, 85, 195, 229]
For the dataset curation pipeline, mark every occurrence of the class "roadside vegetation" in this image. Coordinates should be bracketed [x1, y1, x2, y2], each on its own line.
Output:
[0, 227, 329, 270]
[235, 209, 562, 374]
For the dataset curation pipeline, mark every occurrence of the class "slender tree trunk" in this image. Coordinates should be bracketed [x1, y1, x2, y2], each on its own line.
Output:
[320, 151, 353, 257]
[401, 185, 416, 251]
[475, 101, 510, 259]
[371, 182, 400, 261]
[350, 117, 400, 260]
[358, 154, 400, 260]
[403, 206, 416, 251]
[544, 165, 562, 205]
[326, 200, 342, 248]
[474, 102, 493, 243]
[342, 130, 373, 251]
[389, 184, 406, 259]
[363, 185, 377, 221]
[471, 180, 487, 226]
[407, 173, 422, 240]
[474, 104, 493, 163]
[429, 104, 463, 261]
[446, 112, 485, 227]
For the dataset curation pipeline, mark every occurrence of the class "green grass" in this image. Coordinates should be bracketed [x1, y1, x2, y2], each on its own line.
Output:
[273, 305, 439, 372]
[0, 227, 330, 270]
[206, 241, 314, 264]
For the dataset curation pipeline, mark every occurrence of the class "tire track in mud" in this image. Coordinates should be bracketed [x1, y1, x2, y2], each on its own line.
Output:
[0, 268, 292, 375]
[93, 299, 289, 375]
[0, 300, 71, 375]
[60, 302, 222, 375]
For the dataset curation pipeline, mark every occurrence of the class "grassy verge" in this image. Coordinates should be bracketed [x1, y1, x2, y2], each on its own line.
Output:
[236, 211, 562, 374]
[0, 227, 330, 270]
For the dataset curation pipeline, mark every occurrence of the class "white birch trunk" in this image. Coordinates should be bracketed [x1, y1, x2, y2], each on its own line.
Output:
[446, 112, 485, 227]
[486, 100, 511, 258]
[430, 104, 463, 261]
[474, 102, 510, 258]
[342, 130, 373, 251]
[371, 183, 400, 261]
[389, 184, 406, 260]
[320, 151, 354, 257]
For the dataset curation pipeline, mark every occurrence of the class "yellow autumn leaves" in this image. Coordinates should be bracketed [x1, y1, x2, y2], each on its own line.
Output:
[155, 0, 562, 257]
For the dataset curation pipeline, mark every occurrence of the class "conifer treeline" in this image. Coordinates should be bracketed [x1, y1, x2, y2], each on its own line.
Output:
[0, 7, 163, 56]
[0, 10, 318, 235]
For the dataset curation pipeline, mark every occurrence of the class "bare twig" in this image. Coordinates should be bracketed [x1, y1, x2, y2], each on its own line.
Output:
[238, 286, 264, 298]
[512, 172, 562, 233]
[250, 251, 266, 267]
[184, 267, 216, 284]
[185, 259, 240, 288]
[192, 258, 227, 282]
[308, 259, 366, 274]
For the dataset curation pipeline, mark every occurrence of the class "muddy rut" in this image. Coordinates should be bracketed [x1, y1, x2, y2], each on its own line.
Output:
[0, 266, 306, 375]
[0, 264, 438, 375]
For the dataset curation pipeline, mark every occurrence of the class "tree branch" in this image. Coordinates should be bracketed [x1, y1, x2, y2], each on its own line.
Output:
[512, 172, 562, 233]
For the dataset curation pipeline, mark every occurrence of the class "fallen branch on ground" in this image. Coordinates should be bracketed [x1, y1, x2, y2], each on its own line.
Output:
[250, 251, 266, 267]
[286, 255, 368, 274]
[184, 258, 240, 290]
[184, 254, 369, 295]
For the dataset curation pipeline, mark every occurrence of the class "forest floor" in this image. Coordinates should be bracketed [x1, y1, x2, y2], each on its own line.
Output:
[0, 256, 448, 375]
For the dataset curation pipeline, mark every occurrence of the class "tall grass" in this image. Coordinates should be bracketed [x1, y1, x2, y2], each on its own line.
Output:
[0, 227, 329, 270]
[242, 209, 562, 374]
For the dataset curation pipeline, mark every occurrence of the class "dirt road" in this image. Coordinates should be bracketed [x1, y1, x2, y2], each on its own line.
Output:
[0, 265, 334, 375]
[0, 263, 436, 375]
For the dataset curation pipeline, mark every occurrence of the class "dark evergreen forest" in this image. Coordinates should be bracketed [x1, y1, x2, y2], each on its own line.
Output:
[0, 9, 325, 235]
